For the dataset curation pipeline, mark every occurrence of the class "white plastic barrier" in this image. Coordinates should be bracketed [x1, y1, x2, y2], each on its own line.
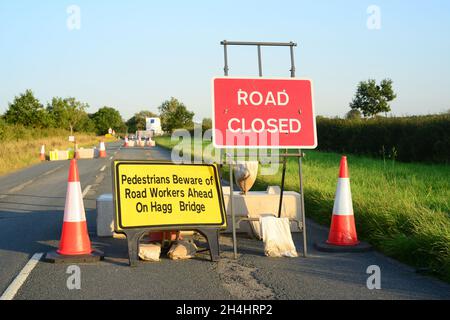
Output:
[221, 186, 302, 235]
[96, 194, 114, 237]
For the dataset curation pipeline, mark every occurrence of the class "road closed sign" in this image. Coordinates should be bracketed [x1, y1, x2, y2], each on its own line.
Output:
[113, 161, 227, 230]
[212, 77, 317, 148]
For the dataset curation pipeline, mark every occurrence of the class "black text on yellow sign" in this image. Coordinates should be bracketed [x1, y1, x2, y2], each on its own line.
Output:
[113, 161, 227, 230]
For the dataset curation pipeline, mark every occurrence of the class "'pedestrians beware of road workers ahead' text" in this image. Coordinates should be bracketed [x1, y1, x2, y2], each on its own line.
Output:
[113, 162, 226, 230]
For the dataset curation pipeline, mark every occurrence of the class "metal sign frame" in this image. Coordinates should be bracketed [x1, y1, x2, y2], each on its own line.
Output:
[112, 160, 227, 266]
[218, 40, 308, 259]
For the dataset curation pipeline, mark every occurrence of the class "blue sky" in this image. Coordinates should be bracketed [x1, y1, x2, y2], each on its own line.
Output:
[1, 1, 449, 120]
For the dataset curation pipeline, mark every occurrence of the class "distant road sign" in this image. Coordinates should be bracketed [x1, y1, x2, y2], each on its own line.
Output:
[68, 136, 75, 142]
[212, 77, 317, 149]
[113, 161, 227, 230]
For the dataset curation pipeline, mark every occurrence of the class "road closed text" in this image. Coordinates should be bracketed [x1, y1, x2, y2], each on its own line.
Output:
[228, 118, 301, 133]
[229, 89, 301, 134]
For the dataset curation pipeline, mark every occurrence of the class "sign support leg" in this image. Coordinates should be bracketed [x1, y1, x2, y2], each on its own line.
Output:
[277, 151, 288, 218]
[125, 230, 144, 267]
[298, 150, 308, 257]
[229, 161, 238, 259]
[198, 229, 221, 262]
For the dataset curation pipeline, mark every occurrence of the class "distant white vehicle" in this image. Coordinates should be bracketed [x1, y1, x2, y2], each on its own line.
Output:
[146, 117, 163, 136]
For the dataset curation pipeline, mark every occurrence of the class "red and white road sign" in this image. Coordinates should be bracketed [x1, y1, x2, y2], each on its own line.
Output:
[212, 77, 317, 149]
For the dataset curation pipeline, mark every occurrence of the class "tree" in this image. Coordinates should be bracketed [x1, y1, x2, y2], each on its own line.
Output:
[47, 97, 90, 133]
[158, 97, 194, 133]
[91, 107, 125, 135]
[126, 110, 158, 133]
[345, 109, 362, 120]
[202, 118, 212, 132]
[349, 79, 397, 117]
[4, 90, 50, 127]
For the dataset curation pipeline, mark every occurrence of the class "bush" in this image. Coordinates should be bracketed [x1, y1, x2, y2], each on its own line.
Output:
[0, 122, 73, 142]
[316, 114, 450, 164]
[202, 118, 212, 133]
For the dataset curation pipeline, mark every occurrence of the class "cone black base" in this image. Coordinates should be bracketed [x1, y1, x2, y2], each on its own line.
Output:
[314, 241, 373, 253]
[44, 250, 104, 264]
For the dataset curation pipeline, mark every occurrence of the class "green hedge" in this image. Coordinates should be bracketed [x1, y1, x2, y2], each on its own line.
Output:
[0, 120, 74, 142]
[316, 115, 450, 164]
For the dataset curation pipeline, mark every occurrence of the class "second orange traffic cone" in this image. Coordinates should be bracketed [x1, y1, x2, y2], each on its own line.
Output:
[99, 141, 107, 158]
[39, 145, 46, 161]
[45, 159, 103, 263]
[315, 156, 372, 252]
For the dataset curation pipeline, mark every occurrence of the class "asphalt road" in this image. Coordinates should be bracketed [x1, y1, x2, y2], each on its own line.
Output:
[0, 141, 449, 300]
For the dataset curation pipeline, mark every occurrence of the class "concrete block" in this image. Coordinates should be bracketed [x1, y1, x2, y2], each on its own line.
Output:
[96, 194, 115, 237]
[77, 148, 95, 159]
[222, 186, 302, 234]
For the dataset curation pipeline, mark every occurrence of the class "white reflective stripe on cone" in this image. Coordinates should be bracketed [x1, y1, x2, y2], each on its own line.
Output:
[332, 178, 354, 216]
[63, 182, 86, 222]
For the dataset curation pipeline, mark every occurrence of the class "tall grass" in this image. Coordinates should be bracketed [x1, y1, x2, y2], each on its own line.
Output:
[155, 135, 450, 282]
[0, 124, 115, 176]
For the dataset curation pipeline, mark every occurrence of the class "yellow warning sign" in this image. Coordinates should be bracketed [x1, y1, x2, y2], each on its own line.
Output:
[113, 161, 227, 230]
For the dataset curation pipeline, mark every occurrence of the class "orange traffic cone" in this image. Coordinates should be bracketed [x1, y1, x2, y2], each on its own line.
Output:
[315, 156, 372, 252]
[327, 156, 358, 246]
[99, 141, 107, 158]
[45, 159, 103, 263]
[39, 145, 46, 161]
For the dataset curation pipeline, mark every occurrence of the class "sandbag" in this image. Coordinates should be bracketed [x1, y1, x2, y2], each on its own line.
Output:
[260, 216, 298, 258]
[167, 240, 197, 260]
[139, 243, 162, 262]
[248, 213, 276, 240]
[233, 161, 258, 195]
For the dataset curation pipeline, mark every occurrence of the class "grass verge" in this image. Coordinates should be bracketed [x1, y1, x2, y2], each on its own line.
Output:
[155, 135, 450, 282]
[0, 128, 116, 176]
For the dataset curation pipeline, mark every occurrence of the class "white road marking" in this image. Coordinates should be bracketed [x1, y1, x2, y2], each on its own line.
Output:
[82, 185, 91, 198]
[8, 179, 35, 194]
[100, 165, 106, 172]
[109, 156, 113, 160]
[42, 165, 64, 177]
[0, 253, 44, 300]
[0, 165, 65, 200]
